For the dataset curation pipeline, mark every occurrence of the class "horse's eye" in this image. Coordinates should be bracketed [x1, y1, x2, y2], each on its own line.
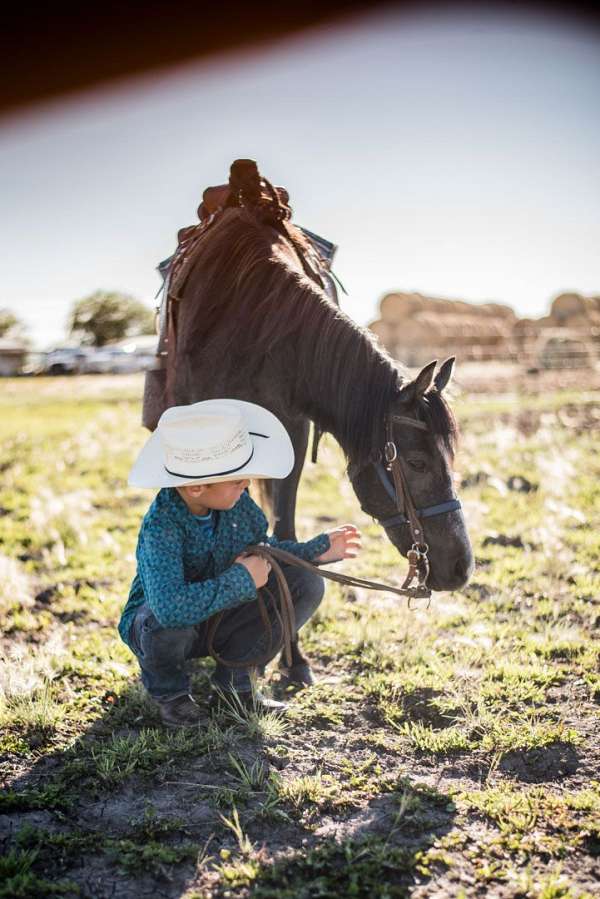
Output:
[407, 459, 427, 472]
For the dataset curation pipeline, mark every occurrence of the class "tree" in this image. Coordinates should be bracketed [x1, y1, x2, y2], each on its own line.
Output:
[0, 308, 30, 344]
[68, 291, 156, 347]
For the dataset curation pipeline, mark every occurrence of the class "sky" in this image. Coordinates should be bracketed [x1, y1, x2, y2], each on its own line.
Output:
[1, 6, 599, 350]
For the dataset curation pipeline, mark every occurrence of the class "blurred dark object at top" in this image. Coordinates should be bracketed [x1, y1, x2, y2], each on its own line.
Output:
[2, 1, 599, 118]
[1, 0, 385, 117]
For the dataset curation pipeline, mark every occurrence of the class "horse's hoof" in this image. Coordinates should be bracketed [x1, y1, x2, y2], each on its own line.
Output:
[277, 662, 316, 690]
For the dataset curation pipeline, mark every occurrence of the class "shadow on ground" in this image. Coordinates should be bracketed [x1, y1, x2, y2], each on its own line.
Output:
[498, 742, 580, 783]
[1, 665, 457, 898]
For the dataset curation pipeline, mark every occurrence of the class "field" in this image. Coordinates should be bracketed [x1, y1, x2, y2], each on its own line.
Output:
[1, 372, 599, 898]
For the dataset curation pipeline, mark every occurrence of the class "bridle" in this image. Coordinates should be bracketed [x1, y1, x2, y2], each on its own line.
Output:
[354, 413, 462, 599]
[206, 413, 464, 671]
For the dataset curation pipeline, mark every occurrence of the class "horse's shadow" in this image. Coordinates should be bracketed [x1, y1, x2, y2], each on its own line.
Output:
[1, 663, 457, 898]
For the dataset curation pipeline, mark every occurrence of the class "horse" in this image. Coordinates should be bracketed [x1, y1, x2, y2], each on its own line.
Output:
[144, 158, 474, 686]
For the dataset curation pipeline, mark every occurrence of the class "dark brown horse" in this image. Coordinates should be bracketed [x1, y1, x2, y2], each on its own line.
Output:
[146, 159, 474, 684]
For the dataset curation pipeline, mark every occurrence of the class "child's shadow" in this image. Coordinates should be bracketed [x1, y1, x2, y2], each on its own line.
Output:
[1, 663, 456, 898]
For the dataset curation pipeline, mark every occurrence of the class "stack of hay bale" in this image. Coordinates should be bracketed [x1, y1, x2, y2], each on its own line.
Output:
[369, 290, 600, 369]
[368, 292, 517, 366]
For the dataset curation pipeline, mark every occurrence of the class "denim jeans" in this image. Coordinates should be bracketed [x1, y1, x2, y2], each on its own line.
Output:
[128, 562, 325, 700]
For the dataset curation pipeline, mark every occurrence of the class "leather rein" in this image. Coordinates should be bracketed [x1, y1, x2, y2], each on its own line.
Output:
[206, 413, 462, 670]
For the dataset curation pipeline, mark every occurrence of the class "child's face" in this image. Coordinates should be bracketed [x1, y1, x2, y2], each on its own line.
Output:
[177, 478, 251, 511]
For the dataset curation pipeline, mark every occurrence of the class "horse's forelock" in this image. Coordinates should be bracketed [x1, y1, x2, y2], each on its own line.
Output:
[419, 389, 459, 458]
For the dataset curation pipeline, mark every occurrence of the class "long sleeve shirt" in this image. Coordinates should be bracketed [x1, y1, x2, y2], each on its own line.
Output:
[118, 487, 330, 648]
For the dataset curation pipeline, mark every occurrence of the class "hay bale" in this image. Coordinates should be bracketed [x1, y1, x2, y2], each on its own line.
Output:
[379, 293, 424, 323]
[395, 316, 444, 342]
[513, 318, 541, 336]
[373, 290, 518, 362]
[379, 292, 516, 324]
[479, 302, 517, 321]
[368, 319, 395, 346]
[550, 293, 588, 322]
[548, 294, 600, 330]
[415, 312, 509, 342]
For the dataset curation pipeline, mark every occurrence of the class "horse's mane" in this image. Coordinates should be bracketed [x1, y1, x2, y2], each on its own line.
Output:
[180, 207, 457, 466]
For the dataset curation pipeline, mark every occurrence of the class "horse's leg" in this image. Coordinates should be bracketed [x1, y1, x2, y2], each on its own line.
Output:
[271, 418, 318, 686]
[272, 418, 308, 541]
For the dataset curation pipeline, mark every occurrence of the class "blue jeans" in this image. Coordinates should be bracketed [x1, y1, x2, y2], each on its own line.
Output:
[128, 563, 325, 700]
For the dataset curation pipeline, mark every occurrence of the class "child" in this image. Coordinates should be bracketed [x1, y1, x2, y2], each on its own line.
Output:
[118, 399, 361, 728]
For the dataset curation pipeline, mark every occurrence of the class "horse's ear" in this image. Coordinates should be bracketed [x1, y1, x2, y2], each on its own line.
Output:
[434, 357, 455, 393]
[397, 360, 437, 405]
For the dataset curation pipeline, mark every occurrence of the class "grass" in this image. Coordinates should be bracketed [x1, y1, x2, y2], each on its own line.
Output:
[0, 847, 79, 898]
[0, 374, 599, 898]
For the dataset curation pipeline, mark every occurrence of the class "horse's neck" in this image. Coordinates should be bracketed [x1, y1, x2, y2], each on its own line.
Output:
[277, 231, 399, 425]
[176, 222, 398, 460]
[273, 266, 399, 458]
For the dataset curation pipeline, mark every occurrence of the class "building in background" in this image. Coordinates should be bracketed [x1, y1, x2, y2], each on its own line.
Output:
[0, 338, 29, 375]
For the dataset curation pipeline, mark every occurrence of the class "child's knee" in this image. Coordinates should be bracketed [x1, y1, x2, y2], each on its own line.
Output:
[135, 611, 197, 663]
[150, 625, 197, 660]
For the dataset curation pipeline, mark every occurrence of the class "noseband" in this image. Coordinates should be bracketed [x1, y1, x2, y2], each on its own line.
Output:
[355, 413, 462, 597]
[376, 415, 462, 534]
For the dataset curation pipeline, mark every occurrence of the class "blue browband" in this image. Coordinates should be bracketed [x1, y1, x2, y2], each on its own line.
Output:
[374, 462, 462, 529]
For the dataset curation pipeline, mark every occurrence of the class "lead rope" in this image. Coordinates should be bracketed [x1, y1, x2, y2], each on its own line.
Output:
[205, 543, 431, 670]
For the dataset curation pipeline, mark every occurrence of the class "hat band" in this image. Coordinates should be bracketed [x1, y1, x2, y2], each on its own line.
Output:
[163, 432, 269, 480]
[165, 446, 254, 480]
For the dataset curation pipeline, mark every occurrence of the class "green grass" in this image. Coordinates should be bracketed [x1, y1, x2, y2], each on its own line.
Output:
[1, 375, 599, 898]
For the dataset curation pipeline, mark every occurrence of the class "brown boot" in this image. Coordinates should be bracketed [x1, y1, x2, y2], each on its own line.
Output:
[157, 694, 202, 728]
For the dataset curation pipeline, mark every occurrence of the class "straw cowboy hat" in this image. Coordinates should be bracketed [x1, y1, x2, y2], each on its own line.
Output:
[128, 399, 294, 488]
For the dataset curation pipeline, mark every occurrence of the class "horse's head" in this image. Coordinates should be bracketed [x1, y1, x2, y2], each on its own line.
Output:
[348, 358, 474, 591]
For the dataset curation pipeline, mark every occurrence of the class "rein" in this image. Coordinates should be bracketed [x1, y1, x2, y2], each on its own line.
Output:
[206, 413, 462, 671]
[205, 543, 431, 670]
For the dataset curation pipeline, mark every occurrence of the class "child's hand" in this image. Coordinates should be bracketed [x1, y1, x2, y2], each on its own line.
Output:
[235, 552, 271, 588]
[313, 524, 362, 564]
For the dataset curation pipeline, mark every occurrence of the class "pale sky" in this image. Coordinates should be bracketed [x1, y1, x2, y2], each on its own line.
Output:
[1, 6, 599, 350]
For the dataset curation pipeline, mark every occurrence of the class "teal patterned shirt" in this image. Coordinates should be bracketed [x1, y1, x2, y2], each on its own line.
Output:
[118, 488, 330, 647]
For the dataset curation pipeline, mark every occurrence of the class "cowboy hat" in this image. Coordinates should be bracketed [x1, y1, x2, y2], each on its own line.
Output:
[128, 399, 294, 488]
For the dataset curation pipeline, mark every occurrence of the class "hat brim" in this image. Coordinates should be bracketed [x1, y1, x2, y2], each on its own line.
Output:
[128, 399, 295, 488]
